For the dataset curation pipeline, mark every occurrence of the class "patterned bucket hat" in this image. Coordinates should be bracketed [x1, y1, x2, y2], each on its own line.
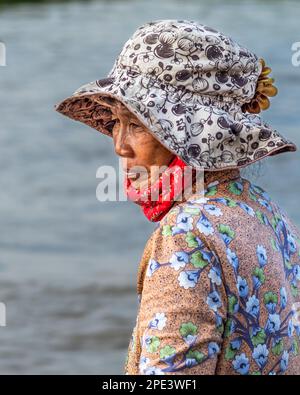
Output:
[54, 19, 297, 170]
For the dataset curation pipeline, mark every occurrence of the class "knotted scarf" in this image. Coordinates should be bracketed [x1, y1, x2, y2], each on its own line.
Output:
[124, 156, 194, 222]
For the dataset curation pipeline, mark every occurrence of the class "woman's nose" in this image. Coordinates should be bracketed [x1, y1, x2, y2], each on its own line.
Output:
[113, 123, 134, 158]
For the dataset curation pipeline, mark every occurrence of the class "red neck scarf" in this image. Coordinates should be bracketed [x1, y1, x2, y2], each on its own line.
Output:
[124, 156, 193, 222]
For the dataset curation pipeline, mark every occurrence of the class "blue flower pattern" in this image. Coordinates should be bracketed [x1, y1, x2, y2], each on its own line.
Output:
[125, 177, 300, 375]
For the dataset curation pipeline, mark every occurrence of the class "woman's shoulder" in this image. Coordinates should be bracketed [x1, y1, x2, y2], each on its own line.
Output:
[155, 174, 300, 254]
[156, 176, 250, 237]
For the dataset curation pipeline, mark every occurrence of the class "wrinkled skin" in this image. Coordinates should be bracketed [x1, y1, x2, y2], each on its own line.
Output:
[108, 99, 175, 189]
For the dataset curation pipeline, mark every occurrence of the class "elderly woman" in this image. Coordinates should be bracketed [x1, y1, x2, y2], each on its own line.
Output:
[55, 20, 300, 375]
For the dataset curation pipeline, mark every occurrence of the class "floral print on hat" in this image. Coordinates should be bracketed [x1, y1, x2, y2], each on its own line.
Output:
[55, 19, 297, 170]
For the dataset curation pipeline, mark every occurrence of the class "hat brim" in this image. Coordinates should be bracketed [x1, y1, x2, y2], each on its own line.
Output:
[54, 76, 186, 159]
[54, 77, 123, 137]
[55, 76, 297, 171]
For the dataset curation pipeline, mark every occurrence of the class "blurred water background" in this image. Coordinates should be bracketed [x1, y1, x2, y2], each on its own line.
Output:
[0, 0, 299, 374]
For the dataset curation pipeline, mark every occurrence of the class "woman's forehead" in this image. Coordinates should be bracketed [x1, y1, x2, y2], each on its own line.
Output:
[94, 96, 126, 112]
[111, 100, 130, 113]
[94, 95, 140, 122]
[110, 100, 138, 119]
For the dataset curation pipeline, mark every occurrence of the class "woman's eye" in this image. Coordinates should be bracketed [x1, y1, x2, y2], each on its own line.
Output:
[130, 123, 141, 129]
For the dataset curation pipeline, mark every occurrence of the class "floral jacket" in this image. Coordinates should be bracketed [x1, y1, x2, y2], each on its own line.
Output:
[123, 168, 300, 375]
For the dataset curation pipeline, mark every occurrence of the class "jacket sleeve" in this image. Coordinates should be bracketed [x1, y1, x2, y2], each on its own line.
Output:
[136, 206, 228, 375]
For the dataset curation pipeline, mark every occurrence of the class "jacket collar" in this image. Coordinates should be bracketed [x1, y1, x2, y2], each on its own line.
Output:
[172, 168, 241, 209]
[204, 168, 241, 187]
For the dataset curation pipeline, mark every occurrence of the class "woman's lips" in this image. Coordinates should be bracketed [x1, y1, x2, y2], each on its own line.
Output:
[126, 172, 139, 180]
[124, 169, 148, 181]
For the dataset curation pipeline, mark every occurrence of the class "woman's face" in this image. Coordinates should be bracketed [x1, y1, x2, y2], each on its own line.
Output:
[109, 100, 175, 189]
